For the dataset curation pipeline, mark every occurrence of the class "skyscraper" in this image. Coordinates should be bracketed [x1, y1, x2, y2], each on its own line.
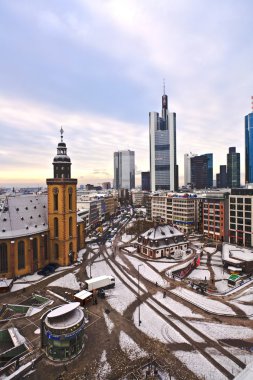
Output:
[149, 89, 178, 192]
[216, 165, 227, 188]
[191, 155, 208, 189]
[245, 97, 253, 184]
[204, 153, 213, 188]
[184, 153, 197, 186]
[141, 171, 150, 191]
[113, 150, 135, 190]
[227, 147, 240, 188]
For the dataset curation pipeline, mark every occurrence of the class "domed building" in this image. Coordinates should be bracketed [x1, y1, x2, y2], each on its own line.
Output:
[0, 129, 85, 280]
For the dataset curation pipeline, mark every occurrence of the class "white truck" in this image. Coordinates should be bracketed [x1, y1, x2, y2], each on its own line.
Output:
[85, 275, 115, 291]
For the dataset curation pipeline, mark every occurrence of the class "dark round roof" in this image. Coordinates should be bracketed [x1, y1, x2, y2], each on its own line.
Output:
[58, 142, 66, 147]
[53, 155, 71, 163]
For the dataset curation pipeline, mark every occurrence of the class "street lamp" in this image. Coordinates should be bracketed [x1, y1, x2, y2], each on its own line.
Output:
[138, 264, 143, 326]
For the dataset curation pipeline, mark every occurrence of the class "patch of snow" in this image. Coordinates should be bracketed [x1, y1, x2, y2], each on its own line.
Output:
[121, 233, 133, 243]
[106, 280, 136, 315]
[153, 292, 203, 318]
[171, 287, 236, 315]
[103, 312, 114, 334]
[119, 331, 148, 360]
[205, 347, 242, 377]
[229, 301, 253, 316]
[115, 255, 130, 270]
[126, 255, 169, 288]
[188, 268, 210, 281]
[48, 273, 81, 291]
[190, 321, 253, 340]
[204, 247, 217, 254]
[11, 283, 31, 292]
[173, 350, 226, 380]
[34, 328, 40, 334]
[96, 350, 111, 380]
[77, 248, 86, 261]
[133, 303, 187, 344]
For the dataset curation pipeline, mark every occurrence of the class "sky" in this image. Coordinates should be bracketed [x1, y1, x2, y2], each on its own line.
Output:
[0, 0, 253, 188]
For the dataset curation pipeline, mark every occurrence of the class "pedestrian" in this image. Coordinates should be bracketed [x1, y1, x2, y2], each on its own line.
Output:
[155, 281, 158, 287]
[163, 291, 166, 298]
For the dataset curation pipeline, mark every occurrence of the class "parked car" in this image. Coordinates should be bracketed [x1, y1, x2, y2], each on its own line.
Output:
[37, 263, 59, 276]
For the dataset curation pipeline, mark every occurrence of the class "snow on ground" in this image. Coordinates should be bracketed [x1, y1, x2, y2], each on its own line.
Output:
[229, 301, 253, 316]
[11, 283, 31, 292]
[103, 312, 114, 334]
[14, 273, 43, 282]
[204, 247, 217, 254]
[153, 291, 203, 318]
[189, 321, 253, 340]
[212, 265, 229, 281]
[86, 258, 113, 279]
[96, 350, 111, 380]
[121, 233, 133, 243]
[171, 287, 236, 315]
[106, 280, 136, 315]
[133, 303, 187, 344]
[126, 255, 169, 287]
[214, 279, 230, 293]
[77, 248, 86, 261]
[229, 347, 253, 365]
[169, 317, 205, 342]
[115, 255, 130, 270]
[34, 328, 40, 334]
[147, 260, 177, 273]
[48, 273, 81, 290]
[119, 331, 148, 360]
[188, 268, 210, 281]
[205, 347, 242, 377]
[173, 350, 226, 380]
[233, 288, 253, 302]
[124, 246, 136, 253]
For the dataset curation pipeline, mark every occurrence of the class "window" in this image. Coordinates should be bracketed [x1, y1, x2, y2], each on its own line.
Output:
[54, 218, 59, 238]
[53, 188, 59, 211]
[69, 217, 73, 238]
[44, 235, 48, 260]
[68, 188, 73, 210]
[33, 238, 38, 261]
[0, 243, 8, 273]
[54, 243, 59, 259]
[18, 241, 25, 269]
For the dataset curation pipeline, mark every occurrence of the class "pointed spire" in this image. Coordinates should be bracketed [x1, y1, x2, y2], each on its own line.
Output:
[163, 78, 166, 95]
[60, 127, 64, 142]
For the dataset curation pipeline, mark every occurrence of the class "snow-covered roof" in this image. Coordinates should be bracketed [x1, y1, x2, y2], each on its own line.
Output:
[141, 225, 183, 240]
[48, 302, 80, 318]
[74, 290, 92, 300]
[0, 194, 48, 239]
[222, 244, 253, 263]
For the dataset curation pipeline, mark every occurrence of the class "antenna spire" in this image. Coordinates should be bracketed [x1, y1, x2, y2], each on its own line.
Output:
[60, 126, 64, 142]
[163, 78, 166, 95]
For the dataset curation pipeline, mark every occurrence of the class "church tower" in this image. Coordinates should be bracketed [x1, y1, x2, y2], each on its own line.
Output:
[47, 128, 77, 266]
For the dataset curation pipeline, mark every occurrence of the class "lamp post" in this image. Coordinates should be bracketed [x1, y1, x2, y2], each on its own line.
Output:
[138, 264, 143, 326]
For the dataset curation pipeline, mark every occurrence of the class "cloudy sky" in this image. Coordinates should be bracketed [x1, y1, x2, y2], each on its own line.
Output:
[0, 0, 252, 188]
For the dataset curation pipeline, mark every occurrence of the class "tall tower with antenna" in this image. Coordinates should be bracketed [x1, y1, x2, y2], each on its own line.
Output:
[245, 97, 253, 184]
[149, 81, 178, 192]
[46, 128, 78, 266]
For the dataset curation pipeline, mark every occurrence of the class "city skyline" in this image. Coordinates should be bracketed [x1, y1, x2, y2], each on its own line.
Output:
[0, 0, 253, 187]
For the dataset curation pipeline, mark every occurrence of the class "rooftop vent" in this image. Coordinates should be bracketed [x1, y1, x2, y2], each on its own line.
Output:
[43, 223, 45, 226]
[30, 216, 33, 219]
[26, 226, 29, 230]
[16, 208, 19, 211]
[21, 217, 24, 221]
[43, 205, 46, 208]
[35, 225, 37, 228]
[34, 206, 37, 209]
[38, 214, 41, 218]
[25, 207, 28, 210]
[170, 229, 174, 234]
[161, 231, 165, 235]
[3, 218, 7, 222]
[2, 229, 5, 232]
[30, 200, 33, 202]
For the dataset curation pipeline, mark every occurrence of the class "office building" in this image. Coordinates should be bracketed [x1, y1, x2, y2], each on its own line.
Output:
[141, 171, 150, 191]
[245, 98, 253, 184]
[113, 150, 135, 190]
[216, 165, 227, 188]
[229, 188, 253, 247]
[149, 90, 178, 192]
[227, 147, 240, 188]
[205, 153, 213, 188]
[184, 153, 197, 186]
[191, 155, 208, 189]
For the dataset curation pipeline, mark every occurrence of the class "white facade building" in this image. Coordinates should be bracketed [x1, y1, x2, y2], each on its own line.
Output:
[114, 150, 135, 190]
[184, 152, 197, 186]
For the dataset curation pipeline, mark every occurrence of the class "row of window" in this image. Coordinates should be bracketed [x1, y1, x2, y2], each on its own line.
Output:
[53, 187, 73, 211]
[0, 236, 48, 273]
[54, 217, 73, 239]
[230, 198, 251, 204]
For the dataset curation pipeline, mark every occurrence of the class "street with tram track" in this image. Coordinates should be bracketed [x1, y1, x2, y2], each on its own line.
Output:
[0, 215, 253, 380]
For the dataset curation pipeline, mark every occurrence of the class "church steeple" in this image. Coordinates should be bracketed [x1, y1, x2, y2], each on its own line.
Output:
[53, 128, 72, 179]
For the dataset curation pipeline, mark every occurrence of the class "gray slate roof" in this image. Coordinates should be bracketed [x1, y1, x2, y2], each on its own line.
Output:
[0, 194, 48, 239]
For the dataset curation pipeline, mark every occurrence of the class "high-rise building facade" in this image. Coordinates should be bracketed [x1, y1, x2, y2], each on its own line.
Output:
[191, 155, 208, 189]
[113, 150, 135, 190]
[141, 171, 150, 191]
[149, 91, 178, 192]
[227, 147, 240, 188]
[245, 99, 253, 184]
[184, 153, 197, 186]
[205, 153, 213, 188]
[216, 165, 227, 188]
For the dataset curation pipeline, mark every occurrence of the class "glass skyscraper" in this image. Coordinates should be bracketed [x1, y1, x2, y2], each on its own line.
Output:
[149, 91, 178, 192]
[113, 150, 135, 190]
[245, 109, 253, 184]
[227, 147, 240, 188]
